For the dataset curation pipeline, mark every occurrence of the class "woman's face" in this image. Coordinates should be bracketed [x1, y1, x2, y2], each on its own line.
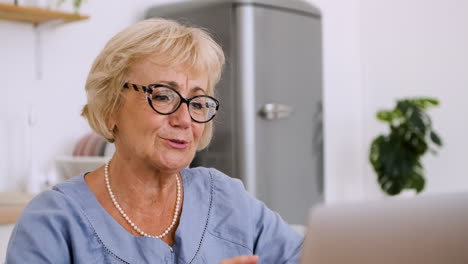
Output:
[112, 59, 208, 173]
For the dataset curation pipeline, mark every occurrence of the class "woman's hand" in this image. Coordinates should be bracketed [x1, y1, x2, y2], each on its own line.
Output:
[220, 255, 259, 264]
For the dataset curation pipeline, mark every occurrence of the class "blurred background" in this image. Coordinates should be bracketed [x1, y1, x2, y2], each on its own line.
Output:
[1, 0, 468, 230]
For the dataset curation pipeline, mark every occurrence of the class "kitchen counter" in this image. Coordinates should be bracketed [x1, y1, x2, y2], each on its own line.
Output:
[0, 192, 34, 261]
[0, 192, 35, 225]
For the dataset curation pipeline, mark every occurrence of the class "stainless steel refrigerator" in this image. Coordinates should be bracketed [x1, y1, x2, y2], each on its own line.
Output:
[147, 0, 323, 225]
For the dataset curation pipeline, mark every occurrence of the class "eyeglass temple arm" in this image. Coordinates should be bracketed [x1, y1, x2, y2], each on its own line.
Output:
[123, 82, 149, 92]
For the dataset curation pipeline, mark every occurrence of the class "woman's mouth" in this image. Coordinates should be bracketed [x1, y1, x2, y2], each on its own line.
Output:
[165, 138, 189, 149]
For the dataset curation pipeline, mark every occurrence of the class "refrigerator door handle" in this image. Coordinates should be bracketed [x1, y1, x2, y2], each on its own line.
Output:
[259, 103, 294, 120]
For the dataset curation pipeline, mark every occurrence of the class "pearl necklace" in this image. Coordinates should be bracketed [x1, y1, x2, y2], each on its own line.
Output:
[104, 161, 181, 238]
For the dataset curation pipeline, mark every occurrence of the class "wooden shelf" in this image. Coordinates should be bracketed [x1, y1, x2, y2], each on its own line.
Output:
[0, 3, 89, 24]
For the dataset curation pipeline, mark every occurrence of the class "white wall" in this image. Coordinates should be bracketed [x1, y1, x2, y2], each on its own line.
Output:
[309, 0, 468, 202]
[308, 0, 366, 203]
[360, 0, 468, 198]
[0, 0, 173, 192]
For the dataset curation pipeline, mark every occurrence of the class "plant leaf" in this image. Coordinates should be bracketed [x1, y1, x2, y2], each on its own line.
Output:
[430, 131, 442, 146]
[407, 98, 439, 109]
[377, 110, 396, 123]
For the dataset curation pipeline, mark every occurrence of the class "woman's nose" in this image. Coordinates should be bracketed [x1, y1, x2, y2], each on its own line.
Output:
[169, 102, 192, 128]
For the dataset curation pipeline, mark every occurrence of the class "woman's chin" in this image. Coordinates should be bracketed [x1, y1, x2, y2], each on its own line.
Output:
[147, 146, 196, 171]
[156, 156, 192, 171]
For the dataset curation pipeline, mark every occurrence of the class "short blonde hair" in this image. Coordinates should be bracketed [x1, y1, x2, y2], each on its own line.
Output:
[81, 18, 225, 150]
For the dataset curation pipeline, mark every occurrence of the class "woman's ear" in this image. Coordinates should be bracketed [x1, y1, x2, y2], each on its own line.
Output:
[108, 114, 117, 133]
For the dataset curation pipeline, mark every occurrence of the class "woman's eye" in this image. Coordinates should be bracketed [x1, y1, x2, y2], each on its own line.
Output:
[153, 94, 171, 102]
[190, 102, 203, 110]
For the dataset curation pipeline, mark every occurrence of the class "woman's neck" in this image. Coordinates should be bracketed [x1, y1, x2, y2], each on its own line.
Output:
[107, 152, 180, 210]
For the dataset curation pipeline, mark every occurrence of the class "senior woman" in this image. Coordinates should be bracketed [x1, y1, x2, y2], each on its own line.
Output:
[6, 18, 302, 263]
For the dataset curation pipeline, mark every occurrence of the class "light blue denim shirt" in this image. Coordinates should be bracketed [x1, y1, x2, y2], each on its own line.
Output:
[6, 167, 303, 263]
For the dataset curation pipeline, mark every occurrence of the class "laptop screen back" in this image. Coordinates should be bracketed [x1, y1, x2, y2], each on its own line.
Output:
[300, 192, 468, 264]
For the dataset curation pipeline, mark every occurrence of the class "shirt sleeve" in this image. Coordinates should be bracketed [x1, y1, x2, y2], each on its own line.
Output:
[249, 187, 304, 264]
[209, 168, 304, 264]
[5, 190, 73, 264]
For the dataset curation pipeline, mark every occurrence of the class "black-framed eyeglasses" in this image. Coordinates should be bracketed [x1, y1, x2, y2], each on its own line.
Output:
[123, 82, 219, 123]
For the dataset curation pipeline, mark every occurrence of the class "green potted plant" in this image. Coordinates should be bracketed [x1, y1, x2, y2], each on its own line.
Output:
[369, 98, 442, 196]
[57, 0, 85, 14]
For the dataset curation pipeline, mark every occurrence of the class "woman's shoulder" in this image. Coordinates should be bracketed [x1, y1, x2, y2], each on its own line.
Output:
[7, 175, 104, 263]
[18, 175, 88, 223]
[183, 167, 244, 187]
[183, 167, 247, 197]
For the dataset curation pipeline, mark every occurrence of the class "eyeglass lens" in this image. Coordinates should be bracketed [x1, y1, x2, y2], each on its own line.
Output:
[149, 86, 217, 122]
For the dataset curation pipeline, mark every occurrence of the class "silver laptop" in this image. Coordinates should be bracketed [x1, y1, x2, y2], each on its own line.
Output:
[300, 191, 468, 264]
